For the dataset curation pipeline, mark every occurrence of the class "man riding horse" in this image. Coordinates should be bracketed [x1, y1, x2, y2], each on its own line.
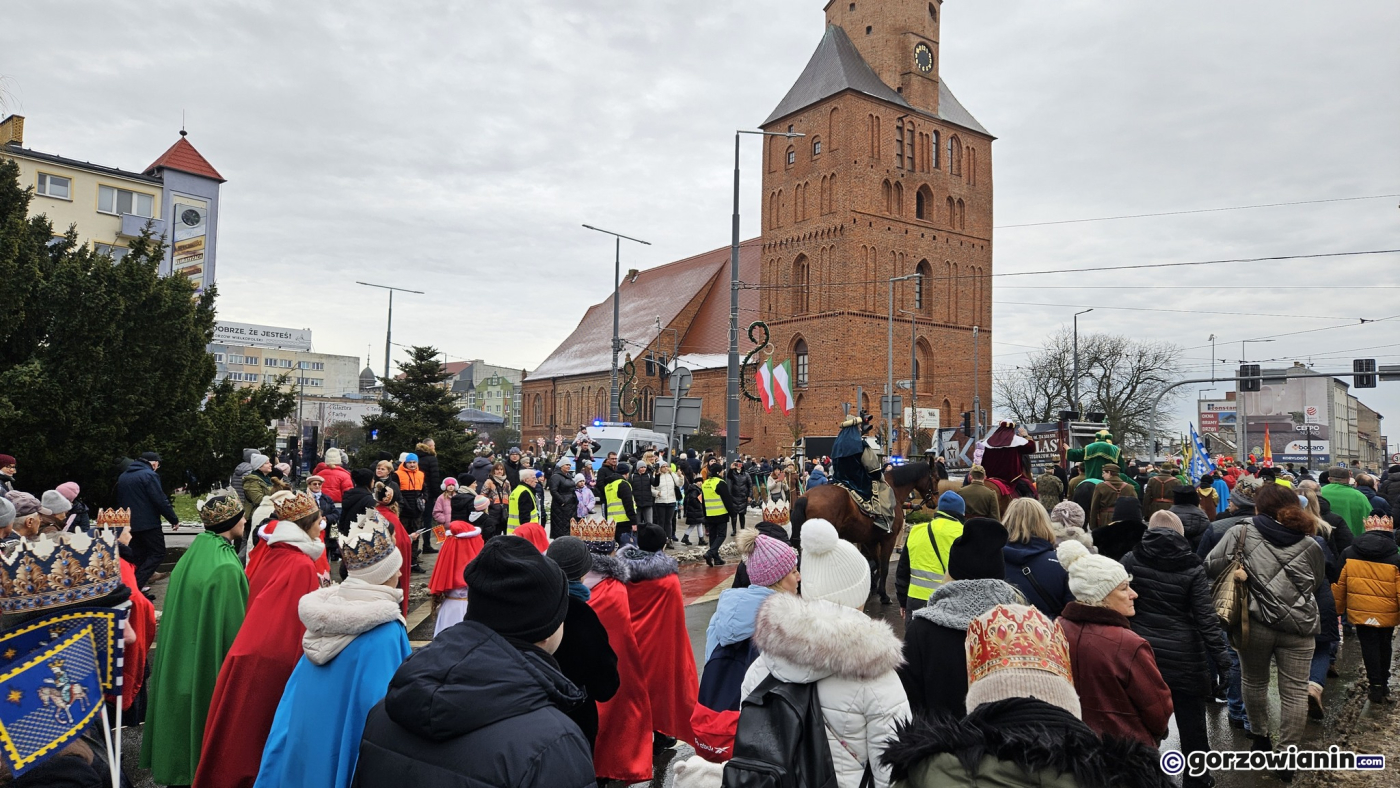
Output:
[975, 420, 1037, 500]
[829, 411, 895, 529]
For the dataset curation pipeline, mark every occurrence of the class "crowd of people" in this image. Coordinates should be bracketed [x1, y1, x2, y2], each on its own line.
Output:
[5, 431, 1400, 787]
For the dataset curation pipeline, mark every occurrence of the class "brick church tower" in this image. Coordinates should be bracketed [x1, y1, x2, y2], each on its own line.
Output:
[754, 0, 992, 454]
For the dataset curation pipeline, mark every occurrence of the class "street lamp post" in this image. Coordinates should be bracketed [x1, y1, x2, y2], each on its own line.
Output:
[727, 129, 803, 462]
[356, 282, 424, 385]
[1072, 308, 1093, 415]
[582, 224, 651, 423]
[898, 308, 920, 455]
[887, 273, 922, 451]
[1239, 338, 1275, 461]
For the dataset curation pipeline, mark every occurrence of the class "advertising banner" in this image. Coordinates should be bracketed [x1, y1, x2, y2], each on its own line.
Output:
[213, 321, 313, 352]
[1240, 376, 1330, 465]
[320, 400, 380, 427]
[172, 200, 208, 292]
[1198, 399, 1237, 432]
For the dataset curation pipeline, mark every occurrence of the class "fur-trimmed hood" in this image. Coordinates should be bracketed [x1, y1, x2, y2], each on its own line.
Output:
[882, 698, 1170, 788]
[753, 592, 903, 682]
[299, 579, 405, 665]
[618, 544, 678, 582]
[585, 552, 630, 585]
[415, 442, 436, 456]
[913, 579, 1024, 631]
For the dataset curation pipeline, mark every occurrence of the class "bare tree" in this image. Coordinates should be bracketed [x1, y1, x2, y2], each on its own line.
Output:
[996, 329, 1184, 452]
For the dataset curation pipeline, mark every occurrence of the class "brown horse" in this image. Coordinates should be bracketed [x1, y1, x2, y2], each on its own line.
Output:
[792, 462, 938, 604]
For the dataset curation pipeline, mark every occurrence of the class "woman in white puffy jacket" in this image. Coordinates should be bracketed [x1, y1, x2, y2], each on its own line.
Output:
[741, 519, 909, 788]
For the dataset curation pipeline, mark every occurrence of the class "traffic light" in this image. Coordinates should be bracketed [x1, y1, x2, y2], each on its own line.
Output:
[1239, 364, 1261, 393]
[1354, 358, 1377, 389]
[961, 411, 972, 437]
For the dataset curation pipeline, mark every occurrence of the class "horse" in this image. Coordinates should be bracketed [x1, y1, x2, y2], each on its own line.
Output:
[38, 683, 90, 724]
[792, 462, 939, 605]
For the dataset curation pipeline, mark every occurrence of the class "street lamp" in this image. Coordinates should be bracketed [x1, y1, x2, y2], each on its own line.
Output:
[727, 129, 803, 462]
[1072, 309, 1093, 415]
[898, 308, 921, 455]
[582, 224, 651, 422]
[1238, 338, 1275, 460]
[887, 273, 923, 451]
[356, 282, 424, 385]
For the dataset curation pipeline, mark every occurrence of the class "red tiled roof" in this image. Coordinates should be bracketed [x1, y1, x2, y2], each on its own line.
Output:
[529, 239, 762, 380]
[145, 136, 225, 182]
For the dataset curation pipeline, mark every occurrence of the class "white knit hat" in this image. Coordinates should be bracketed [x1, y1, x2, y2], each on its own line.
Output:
[799, 518, 869, 609]
[1056, 539, 1129, 605]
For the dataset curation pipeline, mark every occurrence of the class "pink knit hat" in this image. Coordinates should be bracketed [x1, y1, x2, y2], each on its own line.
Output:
[744, 533, 798, 587]
[56, 482, 80, 502]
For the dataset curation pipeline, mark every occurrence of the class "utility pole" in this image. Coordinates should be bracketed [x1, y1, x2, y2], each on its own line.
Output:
[1072, 309, 1093, 414]
[888, 273, 922, 451]
[356, 282, 423, 386]
[973, 325, 981, 440]
[582, 224, 651, 422]
[727, 129, 803, 461]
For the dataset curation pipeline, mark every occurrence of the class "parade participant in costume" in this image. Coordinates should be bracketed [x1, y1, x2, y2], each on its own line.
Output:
[1066, 428, 1123, 487]
[375, 483, 414, 615]
[830, 412, 895, 526]
[514, 520, 551, 553]
[621, 524, 699, 749]
[546, 536, 620, 753]
[140, 491, 249, 786]
[1144, 463, 1182, 517]
[1088, 464, 1137, 530]
[429, 499, 488, 637]
[92, 508, 157, 714]
[247, 489, 332, 586]
[976, 421, 1037, 500]
[194, 491, 325, 788]
[581, 520, 655, 784]
[255, 511, 409, 788]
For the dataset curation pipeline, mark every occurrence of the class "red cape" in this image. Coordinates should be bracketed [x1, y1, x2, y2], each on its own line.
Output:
[628, 574, 699, 743]
[193, 543, 319, 788]
[589, 577, 654, 782]
[428, 524, 483, 595]
[247, 521, 330, 583]
[379, 505, 413, 616]
[119, 556, 156, 711]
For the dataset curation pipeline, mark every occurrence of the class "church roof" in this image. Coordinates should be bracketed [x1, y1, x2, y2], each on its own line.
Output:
[763, 24, 990, 137]
[528, 239, 761, 380]
[145, 135, 226, 182]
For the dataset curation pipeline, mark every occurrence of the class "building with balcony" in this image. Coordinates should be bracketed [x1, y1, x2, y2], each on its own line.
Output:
[0, 114, 225, 293]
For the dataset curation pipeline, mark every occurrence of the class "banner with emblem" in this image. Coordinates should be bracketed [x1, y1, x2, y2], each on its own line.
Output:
[0, 622, 107, 776]
[1187, 423, 1215, 484]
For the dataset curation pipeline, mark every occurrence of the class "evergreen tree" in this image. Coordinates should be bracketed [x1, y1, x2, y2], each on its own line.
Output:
[0, 159, 295, 502]
[358, 346, 476, 475]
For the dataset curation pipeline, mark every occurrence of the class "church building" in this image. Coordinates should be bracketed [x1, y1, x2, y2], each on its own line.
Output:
[522, 0, 993, 457]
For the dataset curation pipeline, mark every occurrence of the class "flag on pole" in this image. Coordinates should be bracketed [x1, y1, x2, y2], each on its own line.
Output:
[1262, 425, 1274, 468]
[755, 359, 774, 412]
[771, 359, 795, 415]
[1188, 423, 1215, 484]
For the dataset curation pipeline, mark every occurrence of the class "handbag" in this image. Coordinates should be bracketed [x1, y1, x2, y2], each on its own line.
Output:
[1211, 525, 1251, 646]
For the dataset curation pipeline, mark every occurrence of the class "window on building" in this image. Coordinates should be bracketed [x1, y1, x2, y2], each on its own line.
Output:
[812, 138, 822, 157]
[245, 356, 259, 366]
[213, 353, 225, 363]
[36, 173, 71, 200]
[92, 243, 129, 261]
[916, 260, 932, 313]
[931, 131, 940, 169]
[794, 338, 810, 387]
[97, 185, 154, 218]
[791, 256, 810, 314]
[895, 120, 905, 169]
[786, 147, 795, 166]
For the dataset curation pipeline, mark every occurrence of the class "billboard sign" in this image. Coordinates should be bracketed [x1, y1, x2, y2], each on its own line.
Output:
[320, 400, 380, 427]
[1240, 375, 1330, 465]
[172, 200, 208, 292]
[213, 321, 313, 352]
[1198, 399, 1236, 432]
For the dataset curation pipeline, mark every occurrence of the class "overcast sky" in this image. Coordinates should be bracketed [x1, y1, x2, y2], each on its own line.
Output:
[6, 0, 1399, 443]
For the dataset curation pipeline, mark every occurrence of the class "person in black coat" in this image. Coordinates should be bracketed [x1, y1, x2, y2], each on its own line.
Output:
[504, 448, 524, 487]
[724, 461, 752, 536]
[1120, 513, 1230, 788]
[114, 452, 179, 589]
[546, 537, 619, 752]
[339, 468, 377, 536]
[1091, 496, 1147, 562]
[1000, 499, 1073, 619]
[416, 440, 442, 548]
[354, 537, 594, 788]
[1168, 486, 1213, 550]
[630, 463, 656, 525]
[548, 460, 580, 539]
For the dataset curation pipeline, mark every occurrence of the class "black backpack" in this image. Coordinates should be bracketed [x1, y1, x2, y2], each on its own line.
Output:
[722, 675, 838, 788]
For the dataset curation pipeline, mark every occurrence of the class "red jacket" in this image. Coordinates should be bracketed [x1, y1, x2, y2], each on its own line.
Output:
[1057, 602, 1173, 747]
[318, 464, 353, 503]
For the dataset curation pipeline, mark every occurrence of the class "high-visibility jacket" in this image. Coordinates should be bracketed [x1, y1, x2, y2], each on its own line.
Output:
[702, 477, 728, 519]
[605, 479, 631, 524]
[508, 485, 534, 534]
[903, 513, 964, 602]
[395, 467, 425, 492]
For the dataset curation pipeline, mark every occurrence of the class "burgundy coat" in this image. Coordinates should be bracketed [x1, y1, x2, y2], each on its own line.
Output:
[1057, 601, 1174, 747]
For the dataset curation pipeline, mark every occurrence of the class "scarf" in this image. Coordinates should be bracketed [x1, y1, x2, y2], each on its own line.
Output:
[299, 579, 405, 665]
[266, 519, 326, 561]
[568, 580, 591, 601]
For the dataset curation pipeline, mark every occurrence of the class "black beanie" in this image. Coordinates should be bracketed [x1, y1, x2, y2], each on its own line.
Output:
[351, 467, 373, 487]
[546, 537, 593, 581]
[464, 536, 569, 643]
[756, 520, 791, 544]
[638, 524, 668, 553]
[1173, 486, 1199, 505]
[947, 517, 1007, 581]
[1112, 496, 1143, 523]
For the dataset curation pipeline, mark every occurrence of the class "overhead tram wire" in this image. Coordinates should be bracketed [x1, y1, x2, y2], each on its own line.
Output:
[994, 193, 1400, 229]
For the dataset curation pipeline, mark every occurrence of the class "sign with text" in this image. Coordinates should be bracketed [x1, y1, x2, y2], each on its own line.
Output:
[320, 400, 380, 427]
[213, 321, 313, 352]
[172, 200, 208, 292]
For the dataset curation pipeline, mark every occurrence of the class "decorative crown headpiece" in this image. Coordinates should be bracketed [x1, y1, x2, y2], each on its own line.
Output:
[93, 508, 131, 530]
[342, 510, 397, 573]
[272, 491, 320, 523]
[570, 518, 617, 553]
[965, 604, 1073, 687]
[761, 500, 790, 526]
[0, 530, 123, 614]
[197, 488, 244, 532]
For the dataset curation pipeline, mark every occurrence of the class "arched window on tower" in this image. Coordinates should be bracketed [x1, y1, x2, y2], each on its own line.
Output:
[812, 136, 822, 158]
[532, 394, 542, 426]
[957, 198, 966, 230]
[893, 182, 904, 215]
[967, 146, 975, 185]
[916, 259, 932, 313]
[791, 256, 810, 315]
[916, 337, 933, 384]
[946, 195, 955, 226]
[942, 398, 952, 427]
[595, 388, 606, 419]
[829, 107, 841, 151]
[929, 3, 938, 22]
[949, 135, 962, 176]
[895, 119, 905, 170]
[915, 185, 932, 220]
[563, 392, 572, 425]
[794, 337, 810, 387]
[882, 180, 893, 214]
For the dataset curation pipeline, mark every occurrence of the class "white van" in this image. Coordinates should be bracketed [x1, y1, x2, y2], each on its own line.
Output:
[582, 422, 671, 471]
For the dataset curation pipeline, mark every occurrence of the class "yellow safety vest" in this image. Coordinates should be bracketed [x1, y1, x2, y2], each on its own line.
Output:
[605, 479, 631, 524]
[508, 485, 533, 534]
[702, 477, 727, 518]
[903, 513, 964, 602]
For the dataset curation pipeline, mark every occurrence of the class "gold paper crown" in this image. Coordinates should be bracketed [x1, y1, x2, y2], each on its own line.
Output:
[0, 529, 122, 613]
[272, 491, 320, 523]
[197, 489, 244, 530]
[94, 508, 131, 530]
[761, 500, 790, 526]
[342, 510, 397, 573]
[570, 518, 616, 544]
[966, 604, 1073, 687]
